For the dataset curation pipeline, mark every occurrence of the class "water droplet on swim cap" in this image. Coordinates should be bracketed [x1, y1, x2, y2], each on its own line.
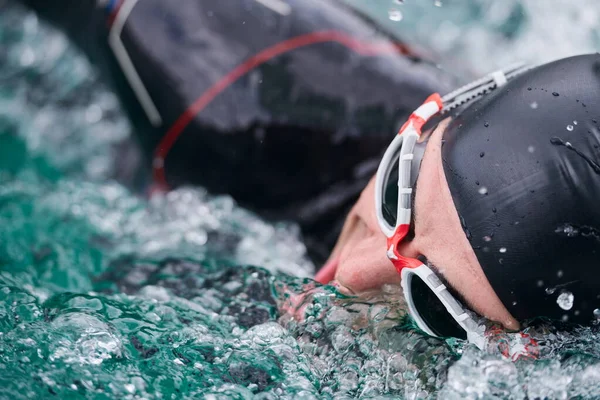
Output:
[574, 120, 578, 125]
[567, 125, 574, 131]
[483, 235, 492, 242]
[499, 247, 507, 253]
[546, 287, 556, 295]
[594, 308, 600, 319]
[480, 152, 485, 158]
[528, 145, 536, 153]
[553, 92, 560, 97]
[557, 270, 564, 278]
[478, 187, 488, 195]
[434, 0, 443, 6]
[557, 292, 574, 310]
[530, 101, 538, 109]
[388, 9, 403, 21]
[484, 121, 490, 127]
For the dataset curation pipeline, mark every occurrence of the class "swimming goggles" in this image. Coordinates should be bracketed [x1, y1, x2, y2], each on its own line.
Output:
[374, 63, 533, 348]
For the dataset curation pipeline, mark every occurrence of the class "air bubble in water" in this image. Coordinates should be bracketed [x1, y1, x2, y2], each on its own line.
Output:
[530, 101, 538, 109]
[388, 9, 403, 21]
[567, 125, 574, 131]
[20, 47, 36, 67]
[557, 291, 574, 310]
[478, 187, 488, 195]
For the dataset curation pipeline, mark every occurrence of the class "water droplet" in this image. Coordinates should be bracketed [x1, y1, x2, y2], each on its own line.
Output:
[562, 314, 569, 322]
[484, 121, 490, 127]
[388, 9, 403, 21]
[528, 145, 535, 153]
[393, 0, 405, 3]
[498, 258, 504, 265]
[512, 301, 518, 306]
[478, 187, 488, 195]
[492, 207, 497, 213]
[594, 308, 600, 319]
[552, 92, 560, 97]
[537, 280, 544, 287]
[546, 287, 556, 295]
[434, 0, 443, 6]
[557, 270, 564, 278]
[567, 125, 574, 131]
[479, 152, 485, 158]
[563, 225, 576, 236]
[483, 235, 492, 242]
[527, 87, 532, 91]
[530, 101, 538, 109]
[573, 120, 578, 125]
[557, 291, 574, 310]
[499, 247, 507, 253]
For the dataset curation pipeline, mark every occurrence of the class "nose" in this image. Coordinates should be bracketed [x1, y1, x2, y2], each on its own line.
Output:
[333, 234, 402, 293]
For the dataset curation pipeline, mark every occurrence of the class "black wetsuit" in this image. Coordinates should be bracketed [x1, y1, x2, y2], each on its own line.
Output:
[22, 0, 453, 264]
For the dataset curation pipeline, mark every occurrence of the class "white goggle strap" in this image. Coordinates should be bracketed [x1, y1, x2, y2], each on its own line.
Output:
[401, 264, 486, 350]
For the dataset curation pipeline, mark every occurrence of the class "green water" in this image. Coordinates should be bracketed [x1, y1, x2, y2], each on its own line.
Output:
[3, 1, 600, 399]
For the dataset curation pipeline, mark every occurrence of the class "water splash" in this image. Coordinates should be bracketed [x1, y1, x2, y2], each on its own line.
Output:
[5, 1, 600, 398]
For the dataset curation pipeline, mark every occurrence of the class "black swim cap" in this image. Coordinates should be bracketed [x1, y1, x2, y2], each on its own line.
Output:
[442, 54, 600, 324]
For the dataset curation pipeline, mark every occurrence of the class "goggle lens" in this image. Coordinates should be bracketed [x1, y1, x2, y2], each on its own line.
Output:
[382, 158, 399, 227]
[410, 274, 467, 339]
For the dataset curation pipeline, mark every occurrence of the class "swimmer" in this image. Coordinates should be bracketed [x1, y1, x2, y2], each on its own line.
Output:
[23, 0, 453, 264]
[318, 54, 600, 344]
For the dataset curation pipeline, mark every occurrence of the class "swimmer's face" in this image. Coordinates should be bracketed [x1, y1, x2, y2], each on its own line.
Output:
[320, 119, 519, 330]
